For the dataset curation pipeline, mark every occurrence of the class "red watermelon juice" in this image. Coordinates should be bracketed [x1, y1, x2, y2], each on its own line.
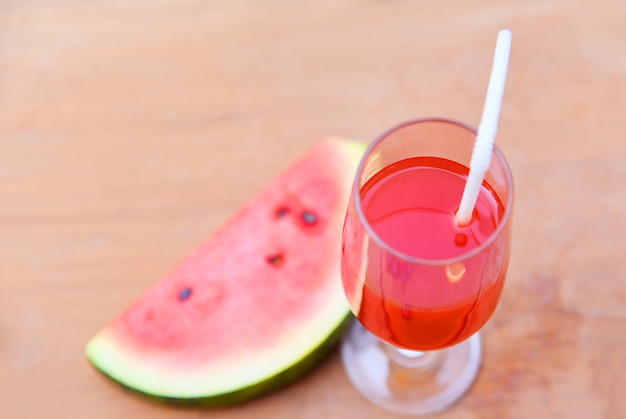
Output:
[355, 156, 506, 350]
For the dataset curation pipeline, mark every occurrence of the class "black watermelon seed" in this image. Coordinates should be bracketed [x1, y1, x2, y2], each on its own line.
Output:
[178, 287, 193, 301]
[275, 206, 290, 218]
[301, 211, 318, 225]
[266, 253, 284, 267]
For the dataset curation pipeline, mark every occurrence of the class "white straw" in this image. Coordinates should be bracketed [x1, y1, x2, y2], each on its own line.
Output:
[456, 29, 512, 226]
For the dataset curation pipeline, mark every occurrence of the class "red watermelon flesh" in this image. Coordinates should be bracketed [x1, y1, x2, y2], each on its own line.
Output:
[86, 137, 365, 405]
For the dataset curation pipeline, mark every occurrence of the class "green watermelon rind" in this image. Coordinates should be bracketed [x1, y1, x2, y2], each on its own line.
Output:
[87, 315, 353, 407]
[85, 280, 351, 404]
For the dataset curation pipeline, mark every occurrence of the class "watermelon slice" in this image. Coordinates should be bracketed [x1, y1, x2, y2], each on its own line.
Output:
[86, 137, 365, 406]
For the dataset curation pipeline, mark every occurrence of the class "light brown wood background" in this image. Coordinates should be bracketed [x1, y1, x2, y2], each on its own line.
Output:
[1, 1, 625, 418]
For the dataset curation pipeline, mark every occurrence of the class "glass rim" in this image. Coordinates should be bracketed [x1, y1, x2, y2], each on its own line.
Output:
[353, 117, 514, 266]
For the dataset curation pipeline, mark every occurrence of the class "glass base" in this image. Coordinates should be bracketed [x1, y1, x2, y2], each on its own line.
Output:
[341, 320, 482, 415]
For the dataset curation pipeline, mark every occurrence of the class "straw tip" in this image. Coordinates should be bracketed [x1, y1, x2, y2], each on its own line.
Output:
[455, 213, 472, 227]
[498, 29, 512, 44]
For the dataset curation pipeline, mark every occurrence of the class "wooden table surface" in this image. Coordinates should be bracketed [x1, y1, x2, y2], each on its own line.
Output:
[2, 1, 625, 418]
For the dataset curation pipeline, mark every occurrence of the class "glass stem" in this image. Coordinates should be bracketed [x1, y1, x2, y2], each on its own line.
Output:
[385, 345, 443, 369]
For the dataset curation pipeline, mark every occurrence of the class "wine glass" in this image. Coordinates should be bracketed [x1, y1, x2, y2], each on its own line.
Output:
[340, 118, 513, 415]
